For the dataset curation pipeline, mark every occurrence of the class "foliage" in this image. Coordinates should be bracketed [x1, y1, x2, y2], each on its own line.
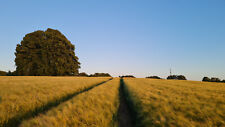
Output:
[167, 75, 176, 79]
[15, 28, 80, 76]
[202, 77, 224, 83]
[146, 76, 161, 79]
[78, 72, 89, 77]
[0, 77, 109, 126]
[0, 71, 17, 76]
[20, 78, 120, 127]
[0, 71, 7, 76]
[177, 75, 187, 80]
[202, 77, 211, 82]
[6, 71, 17, 76]
[167, 75, 187, 80]
[89, 73, 112, 77]
[124, 78, 225, 127]
[211, 77, 221, 82]
[119, 75, 136, 78]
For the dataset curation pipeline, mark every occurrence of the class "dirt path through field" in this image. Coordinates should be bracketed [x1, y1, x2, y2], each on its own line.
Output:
[118, 79, 134, 127]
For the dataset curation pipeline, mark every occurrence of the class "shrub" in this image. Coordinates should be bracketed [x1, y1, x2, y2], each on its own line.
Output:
[202, 77, 211, 82]
[222, 80, 225, 83]
[146, 76, 161, 79]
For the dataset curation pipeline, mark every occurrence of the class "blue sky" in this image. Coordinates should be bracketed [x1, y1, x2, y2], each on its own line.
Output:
[0, 0, 225, 80]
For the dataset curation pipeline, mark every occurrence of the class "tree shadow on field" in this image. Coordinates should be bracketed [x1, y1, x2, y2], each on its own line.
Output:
[3, 78, 113, 127]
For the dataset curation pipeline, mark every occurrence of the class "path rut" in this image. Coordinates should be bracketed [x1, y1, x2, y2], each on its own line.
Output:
[5, 78, 113, 127]
[117, 78, 134, 127]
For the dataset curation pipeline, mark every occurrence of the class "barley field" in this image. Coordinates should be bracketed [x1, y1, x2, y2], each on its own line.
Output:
[0, 76, 110, 127]
[0, 77, 225, 127]
[123, 78, 225, 127]
[20, 78, 120, 127]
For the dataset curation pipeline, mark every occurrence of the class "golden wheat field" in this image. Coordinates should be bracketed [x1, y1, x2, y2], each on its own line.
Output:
[123, 78, 225, 127]
[0, 76, 110, 127]
[20, 78, 120, 127]
[0, 77, 225, 127]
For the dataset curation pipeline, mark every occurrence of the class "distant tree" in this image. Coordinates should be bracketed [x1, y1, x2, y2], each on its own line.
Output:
[202, 77, 211, 82]
[0, 71, 7, 76]
[167, 75, 187, 80]
[89, 73, 111, 77]
[146, 76, 161, 79]
[15, 28, 80, 76]
[177, 75, 187, 80]
[211, 77, 221, 82]
[167, 75, 177, 80]
[120, 75, 136, 78]
[79, 72, 89, 77]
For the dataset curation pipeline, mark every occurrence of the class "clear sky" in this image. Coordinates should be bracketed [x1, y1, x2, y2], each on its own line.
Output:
[0, 0, 225, 80]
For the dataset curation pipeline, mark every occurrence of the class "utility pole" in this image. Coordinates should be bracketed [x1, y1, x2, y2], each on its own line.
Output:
[170, 68, 172, 76]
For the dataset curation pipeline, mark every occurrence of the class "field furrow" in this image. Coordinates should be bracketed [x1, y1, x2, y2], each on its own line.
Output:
[20, 78, 120, 127]
[0, 76, 110, 127]
[117, 79, 134, 127]
[124, 78, 225, 127]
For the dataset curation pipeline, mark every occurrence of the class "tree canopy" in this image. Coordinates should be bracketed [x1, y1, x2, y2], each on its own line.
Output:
[79, 72, 89, 77]
[211, 77, 221, 82]
[146, 76, 161, 79]
[202, 77, 225, 83]
[119, 75, 136, 78]
[89, 73, 111, 77]
[167, 75, 187, 80]
[15, 28, 80, 76]
[202, 77, 211, 82]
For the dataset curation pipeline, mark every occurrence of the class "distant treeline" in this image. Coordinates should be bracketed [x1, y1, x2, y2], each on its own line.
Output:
[79, 72, 111, 77]
[119, 75, 136, 78]
[0, 71, 6, 76]
[0, 71, 16, 76]
[0, 71, 112, 77]
[146, 75, 187, 80]
[146, 76, 161, 79]
[167, 75, 187, 80]
[202, 77, 225, 83]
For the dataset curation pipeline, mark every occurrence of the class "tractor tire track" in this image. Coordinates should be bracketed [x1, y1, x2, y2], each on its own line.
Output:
[4, 78, 113, 127]
[117, 78, 134, 127]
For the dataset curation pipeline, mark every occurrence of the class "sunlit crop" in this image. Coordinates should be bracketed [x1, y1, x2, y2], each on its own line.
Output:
[0, 76, 110, 126]
[1, 77, 224, 127]
[20, 78, 120, 127]
[124, 78, 225, 127]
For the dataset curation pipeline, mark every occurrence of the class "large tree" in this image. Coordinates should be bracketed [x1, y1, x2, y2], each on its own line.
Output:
[15, 28, 80, 76]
